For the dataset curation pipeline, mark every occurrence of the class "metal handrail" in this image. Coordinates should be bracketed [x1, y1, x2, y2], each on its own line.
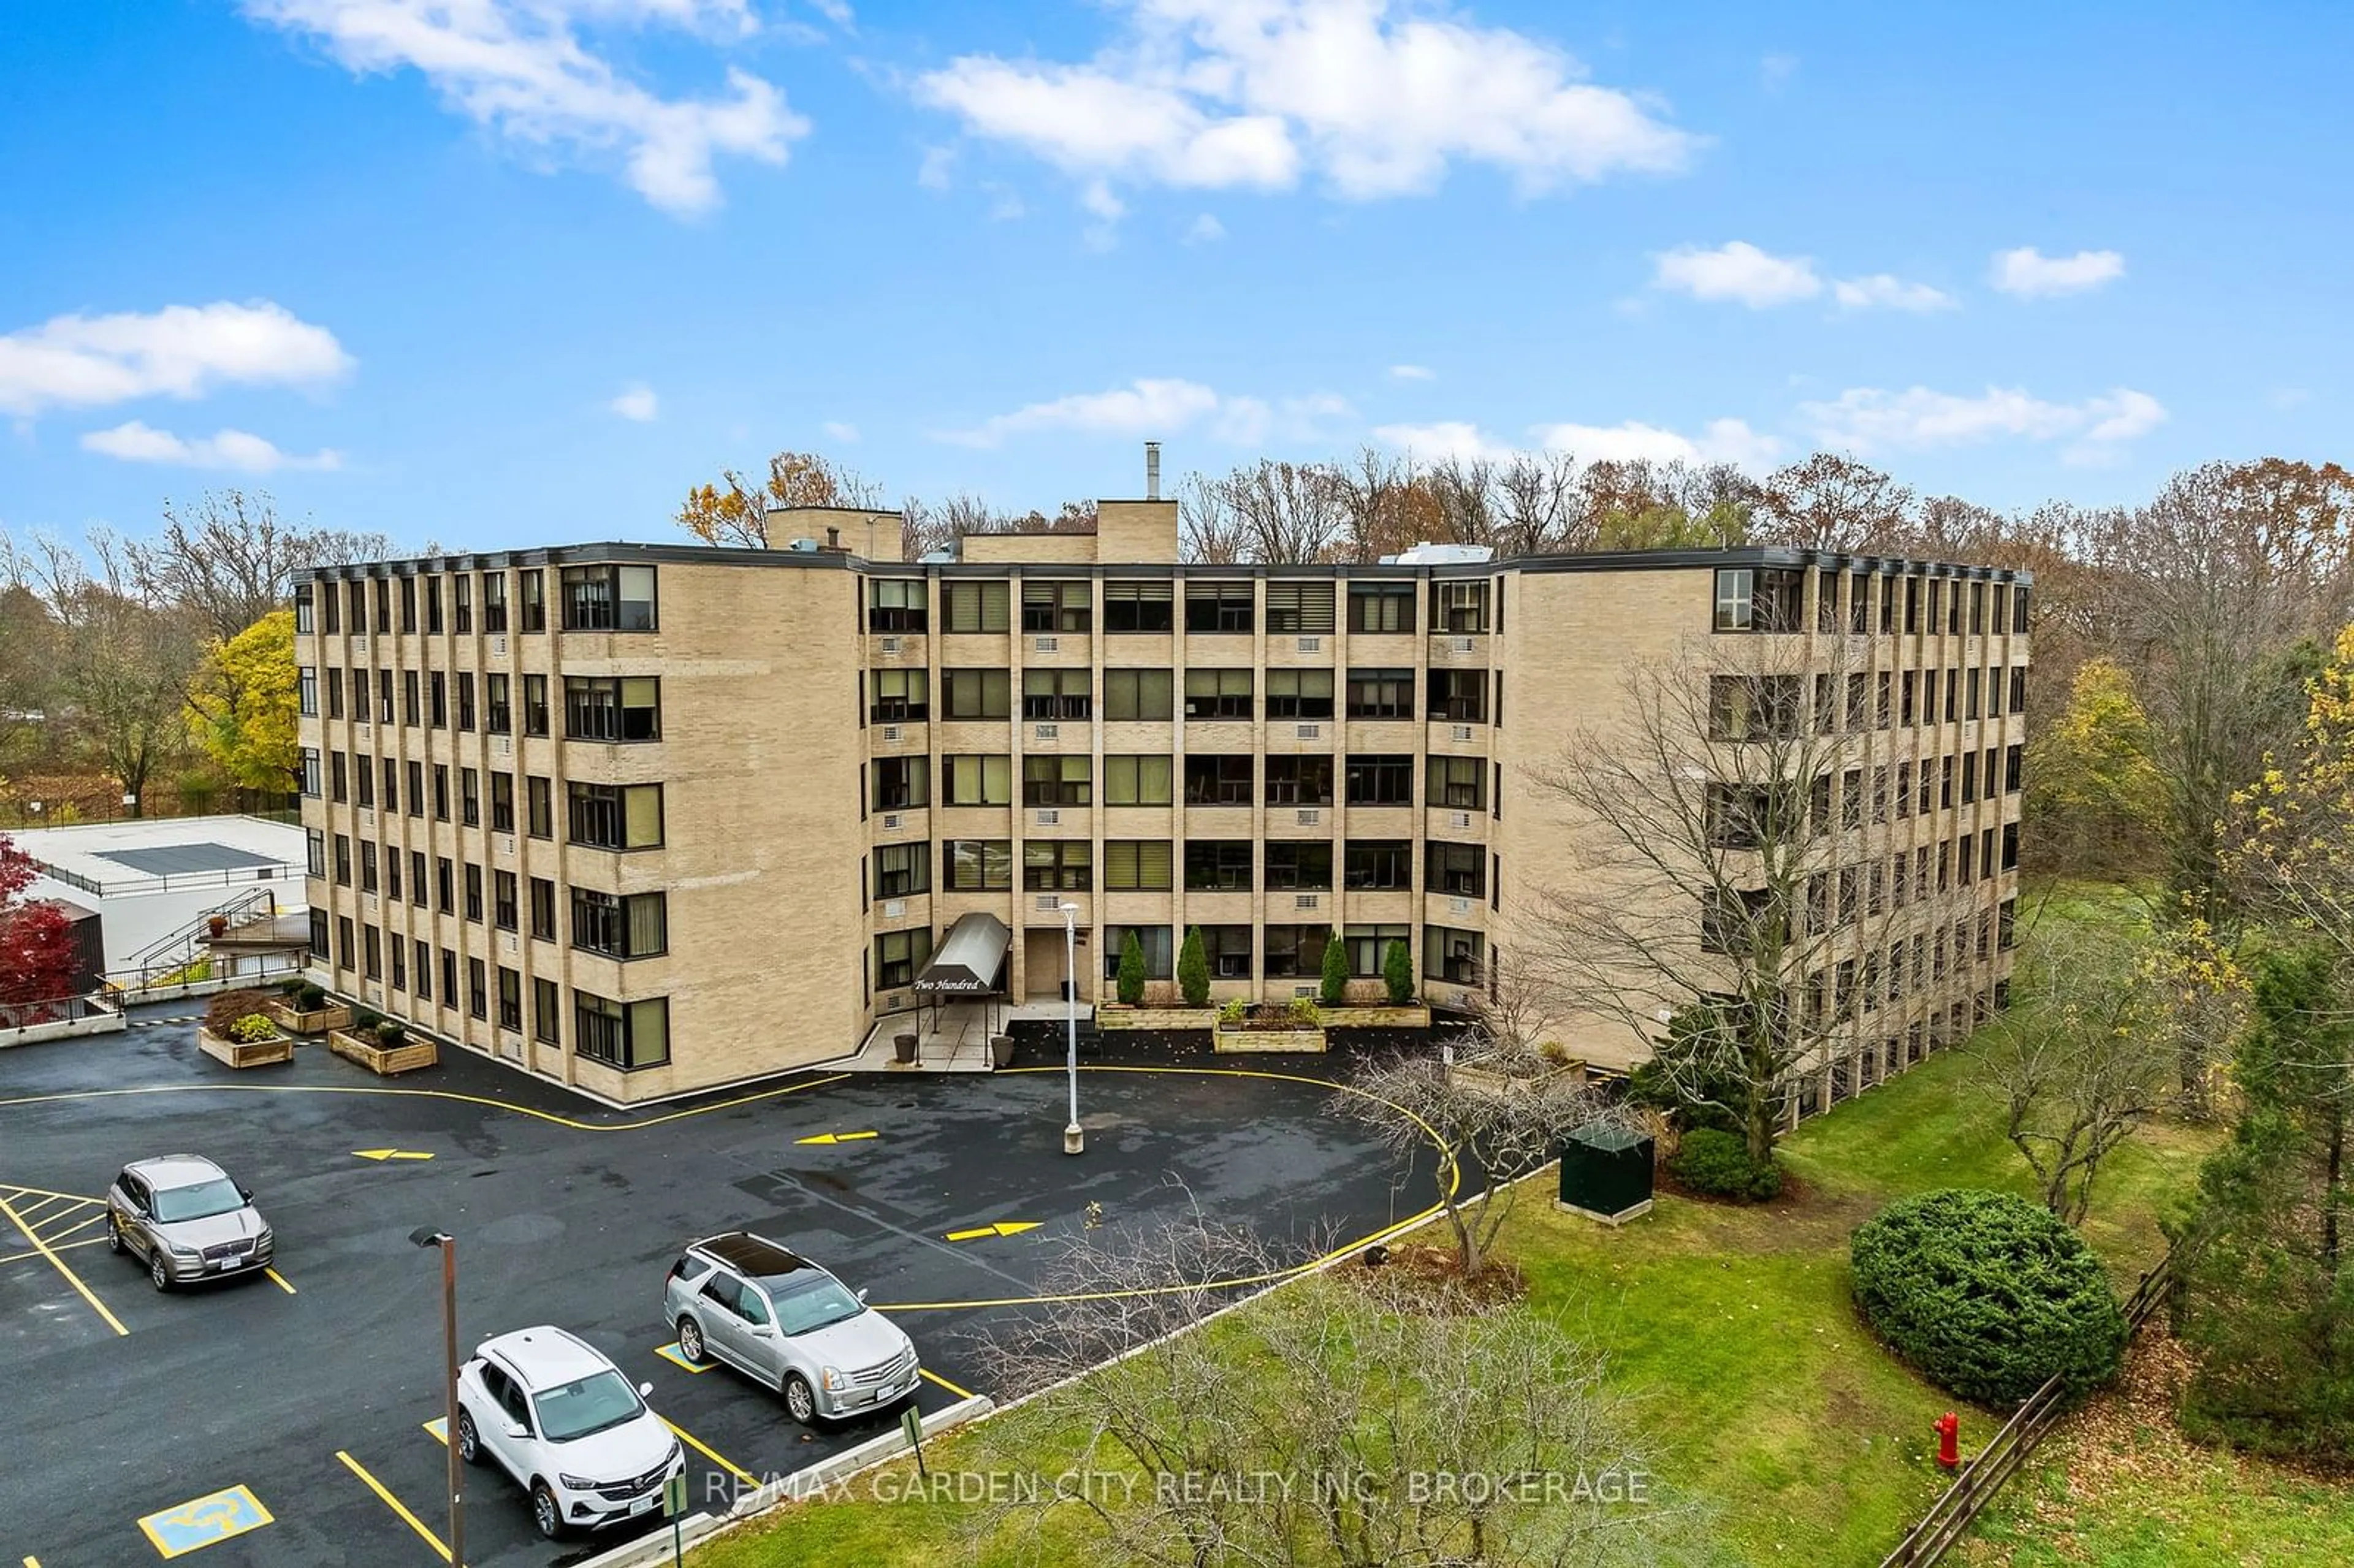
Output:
[125, 886, 281, 969]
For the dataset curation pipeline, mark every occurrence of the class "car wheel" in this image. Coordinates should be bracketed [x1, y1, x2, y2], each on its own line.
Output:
[150, 1252, 172, 1292]
[530, 1480, 563, 1540]
[106, 1215, 125, 1255]
[455, 1409, 481, 1467]
[676, 1317, 706, 1365]
[783, 1372, 817, 1426]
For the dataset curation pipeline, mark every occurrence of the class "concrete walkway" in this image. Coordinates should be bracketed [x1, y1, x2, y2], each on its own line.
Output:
[828, 997, 1087, 1073]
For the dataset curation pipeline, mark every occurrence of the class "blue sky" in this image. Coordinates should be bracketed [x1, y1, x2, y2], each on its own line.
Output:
[2, 1, 2348, 555]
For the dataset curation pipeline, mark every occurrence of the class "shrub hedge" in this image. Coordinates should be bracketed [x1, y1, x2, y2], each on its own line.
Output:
[1850, 1188, 2126, 1406]
[1667, 1127, 1784, 1201]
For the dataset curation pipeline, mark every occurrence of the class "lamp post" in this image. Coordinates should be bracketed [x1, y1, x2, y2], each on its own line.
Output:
[409, 1227, 465, 1568]
[1059, 902, 1083, 1155]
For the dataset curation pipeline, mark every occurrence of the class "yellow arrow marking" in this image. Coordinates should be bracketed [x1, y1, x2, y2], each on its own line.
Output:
[945, 1220, 1043, 1242]
[352, 1149, 434, 1162]
[794, 1131, 880, 1146]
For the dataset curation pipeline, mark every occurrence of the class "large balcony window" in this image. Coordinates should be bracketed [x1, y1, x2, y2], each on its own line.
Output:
[568, 782, 663, 849]
[565, 676, 660, 742]
[575, 992, 668, 1069]
[562, 564, 657, 631]
[1712, 567, 1804, 633]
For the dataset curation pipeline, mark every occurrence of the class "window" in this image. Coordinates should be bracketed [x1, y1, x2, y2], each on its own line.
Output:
[942, 668, 1012, 720]
[1346, 755, 1413, 806]
[527, 775, 552, 837]
[1103, 581, 1173, 632]
[2009, 666, 2027, 715]
[1706, 783, 1774, 849]
[1347, 668, 1414, 720]
[873, 756, 929, 810]
[1426, 841, 1485, 896]
[481, 572, 508, 633]
[1102, 924, 1173, 980]
[1198, 925, 1253, 980]
[866, 578, 926, 634]
[1264, 581, 1336, 634]
[493, 870, 518, 931]
[1348, 582, 1415, 634]
[409, 850, 426, 906]
[1427, 669, 1486, 723]
[2005, 744, 2024, 794]
[320, 582, 339, 635]
[295, 587, 314, 636]
[376, 669, 395, 724]
[1021, 580, 1091, 633]
[424, 576, 443, 634]
[355, 754, 373, 807]
[1265, 925, 1329, 978]
[2002, 821, 2020, 872]
[299, 666, 318, 717]
[490, 771, 514, 832]
[1185, 582, 1253, 634]
[530, 877, 557, 940]
[364, 925, 383, 980]
[1264, 840, 1333, 890]
[1432, 581, 1488, 633]
[1104, 754, 1173, 806]
[575, 993, 669, 1069]
[942, 580, 1010, 634]
[2013, 586, 2030, 634]
[373, 578, 390, 634]
[457, 672, 476, 731]
[428, 670, 446, 728]
[428, 765, 446, 820]
[1709, 674, 1802, 740]
[359, 841, 379, 894]
[1265, 755, 1334, 805]
[1712, 567, 1803, 633]
[941, 754, 1012, 806]
[945, 840, 1013, 891]
[1426, 756, 1485, 810]
[326, 666, 344, 719]
[572, 889, 669, 957]
[1103, 840, 1173, 891]
[1185, 840, 1253, 891]
[464, 862, 484, 921]
[1022, 668, 1092, 720]
[484, 672, 512, 734]
[870, 669, 928, 723]
[305, 828, 326, 878]
[1023, 755, 1092, 807]
[533, 978, 560, 1042]
[330, 752, 348, 804]
[1702, 888, 1774, 954]
[1103, 668, 1172, 721]
[441, 947, 457, 1002]
[1424, 926, 1484, 984]
[350, 669, 368, 721]
[389, 936, 405, 991]
[568, 782, 663, 848]
[453, 574, 471, 633]
[518, 569, 546, 633]
[1184, 668, 1252, 720]
[402, 669, 421, 726]
[521, 674, 548, 736]
[460, 767, 479, 826]
[563, 676, 660, 741]
[1344, 923, 1410, 976]
[301, 748, 321, 798]
[874, 929, 932, 991]
[436, 856, 454, 911]
[1023, 840, 1091, 892]
[1344, 840, 1412, 890]
[1183, 754, 1253, 806]
[1267, 669, 1335, 719]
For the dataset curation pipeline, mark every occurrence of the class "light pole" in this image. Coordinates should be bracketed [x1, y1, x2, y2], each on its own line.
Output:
[1059, 902, 1083, 1155]
[410, 1227, 465, 1568]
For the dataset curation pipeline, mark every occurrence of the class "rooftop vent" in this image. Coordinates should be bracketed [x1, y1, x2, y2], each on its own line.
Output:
[1146, 441, 1161, 500]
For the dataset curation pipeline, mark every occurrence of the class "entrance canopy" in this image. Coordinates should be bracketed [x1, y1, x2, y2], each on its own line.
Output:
[914, 912, 1010, 996]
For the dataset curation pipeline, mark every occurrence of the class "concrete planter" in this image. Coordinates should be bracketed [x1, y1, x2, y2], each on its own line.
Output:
[1096, 1005, 1219, 1032]
[1324, 1004, 1433, 1029]
[329, 1027, 439, 1076]
[1449, 1060, 1583, 1097]
[265, 999, 354, 1036]
[197, 1025, 294, 1069]
[1214, 1026, 1327, 1054]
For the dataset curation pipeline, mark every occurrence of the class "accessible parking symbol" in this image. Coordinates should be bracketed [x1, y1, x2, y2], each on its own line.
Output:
[137, 1485, 273, 1558]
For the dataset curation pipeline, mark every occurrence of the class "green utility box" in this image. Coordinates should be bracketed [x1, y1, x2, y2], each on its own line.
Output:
[1556, 1124, 1656, 1226]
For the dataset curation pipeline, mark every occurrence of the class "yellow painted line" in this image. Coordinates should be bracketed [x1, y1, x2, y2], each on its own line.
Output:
[794, 1130, 879, 1145]
[663, 1418, 755, 1488]
[944, 1220, 1042, 1242]
[0, 1191, 126, 1336]
[353, 1149, 434, 1162]
[0, 1183, 106, 1205]
[0, 1074, 850, 1133]
[40, 1211, 107, 1244]
[26, 1554, 44, 1567]
[0, 1237, 108, 1266]
[334, 1450, 449, 1563]
[919, 1367, 978, 1402]
[13, 1195, 69, 1222]
[423, 1416, 446, 1445]
[264, 1268, 296, 1296]
[655, 1342, 715, 1374]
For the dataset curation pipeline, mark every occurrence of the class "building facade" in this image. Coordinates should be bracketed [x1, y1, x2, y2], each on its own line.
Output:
[295, 494, 2027, 1108]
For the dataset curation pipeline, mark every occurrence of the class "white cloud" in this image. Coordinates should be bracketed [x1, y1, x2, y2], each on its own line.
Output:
[1989, 246, 2125, 299]
[936, 376, 1347, 449]
[914, 0, 1696, 208]
[1831, 273, 1956, 312]
[80, 419, 343, 473]
[1651, 242, 1820, 308]
[1184, 212, 1226, 244]
[917, 144, 956, 191]
[0, 300, 351, 419]
[808, 0, 854, 28]
[1388, 363, 1434, 381]
[1800, 383, 2166, 463]
[608, 382, 659, 421]
[1374, 415, 1779, 471]
[1080, 180, 1128, 223]
[243, 0, 809, 215]
[821, 419, 861, 443]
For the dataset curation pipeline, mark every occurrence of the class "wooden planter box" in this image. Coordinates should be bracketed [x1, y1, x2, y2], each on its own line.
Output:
[1324, 1004, 1433, 1029]
[1095, 1005, 1219, 1032]
[1449, 1060, 1585, 1097]
[329, 1027, 439, 1076]
[1214, 1026, 1328, 1054]
[264, 999, 354, 1036]
[197, 1026, 294, 1069]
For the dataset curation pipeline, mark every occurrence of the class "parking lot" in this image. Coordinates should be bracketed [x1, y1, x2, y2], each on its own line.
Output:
[0, 1007, 1439, 1568]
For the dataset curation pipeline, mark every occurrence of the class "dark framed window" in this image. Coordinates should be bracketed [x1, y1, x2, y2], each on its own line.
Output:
[945, 840, 1012, 891]
[301, 748, 321, 798]
[1428, 669, 1487, 724]
[942, 580, 1009, 634]
[490, 772, 515, 832]
[1103, 668, 1171, 721]
[1712, 567, 1803, 633]
[1263, 840, 1332, 889]
[1103, 754, 1173, 805]
[295, 586, 315, 635]
[1263, 925, 1329, 978]
[530, 877, 557, 940]
[1347, 582, 1414, 634]
[1103, 581, 1173, 632]
[1022, 668, 1092, 720]
[1183, 754, 1252, 806]
[485, 672, 511, 734]
[873, 756, 929, 810]
[1185, 583, 1254, 634]
[518, 569, 546, 633]
[1265, 755, 1334, 805]
[1103, 841, 1173, 892]
[874, 843, 930, 897]
[493, 870, 518, 931]
[522, 674, 548, 736]
[1427, 756, 1486, 810]
[567, 782, 663, 849]
[575, 992, 669, 1069]
[866, 578, 925, 634]
[527, 775, 552, 837]
[481, 571, 508, 633]
[460, 767, 479, 826]
[533, 977, 560, 1042]
[1346, 668, 1414, 720]
[874, 930, 932, 991]
[1431, 581, 1488, 634]
[1184, 840, 1253, 891]
[456, 672, 476, 731]
[572, 889, 668, 958]
[1023, 840, 1091, 891]
[1198, 924, 1253, 979]
[941, 754, 1011, 806]
[406, 759, 423, 816]
[1102, 924, 1173, 980]
[1426, 841, 1485, 896]
[562, 564, 658, 631]
[1183, 668, 1252, 720]
[563, 676, 660, 741]
[355, 755, 373, 808]
[425, 576, 443, 634]
[1344, 923, 1409, 976]
[942, 668, 1011, 720]
[1023, 755, 1091, 806]
[1423, 926, 1484, 984]
[464, 862, 483, 922]
[1708, 674, 1803, 741]
[1021, 580, 1091, 633]
[1343, 841, 1412, 891]
[413, 938, 432, 999]
[1345, 755, 1412, 806]
[870, 669, 928, 723]
[1264, 581, 1336, 634]
[359, 841, 378, 893]
[1267, 669, 1334, 718]
[467, 956, 488, 1019]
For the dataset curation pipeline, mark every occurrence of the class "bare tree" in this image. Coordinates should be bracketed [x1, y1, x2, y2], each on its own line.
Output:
[977, 1216, 1683, 1568]
[121, 491, 390, 641]
[1175, 470, 1247, 563]
[1492, 452, 1582, 557]
[896, 497, 956, 561]
[1753, 453, 1916, 550]
[1184, 459, 1349, 563]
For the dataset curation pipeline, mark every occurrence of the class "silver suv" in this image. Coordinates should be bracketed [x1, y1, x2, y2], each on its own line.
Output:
[455, 1325, 684, 1540]
[105, 1155, 274, 1290]
[663, 1232, 920, 1425]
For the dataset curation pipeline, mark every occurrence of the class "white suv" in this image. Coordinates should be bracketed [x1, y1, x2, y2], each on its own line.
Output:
[454, 1325, 684, 1539]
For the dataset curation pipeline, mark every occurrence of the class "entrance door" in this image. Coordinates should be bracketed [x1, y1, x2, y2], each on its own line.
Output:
[1024, 929, 1092, 1002]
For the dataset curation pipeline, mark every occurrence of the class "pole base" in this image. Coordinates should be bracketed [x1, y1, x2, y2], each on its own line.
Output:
[1063, 1123, 1086, 1155]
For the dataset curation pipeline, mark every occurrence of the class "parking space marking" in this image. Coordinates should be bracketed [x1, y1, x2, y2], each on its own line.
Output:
[135, 1485, 273, 1559]
[0, 1073, 850, 1133]
[423, 1417, 446, 1445]
[661, 1418, 756, 1488]
[41, 1211, 107, 1244]
[334, 1452, 449, 1563]
[352, 1149, 435, 1162]
[919, 1368, 979, 1401]
[0, 1238, 107, 1266]
[655, 1342, 715, 1374]
[0, 1190, 127, 1336]
[263, 1268, 296, 1295]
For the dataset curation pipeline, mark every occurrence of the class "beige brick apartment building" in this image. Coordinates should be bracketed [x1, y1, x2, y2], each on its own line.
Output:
[295, 492, 2027, 1108]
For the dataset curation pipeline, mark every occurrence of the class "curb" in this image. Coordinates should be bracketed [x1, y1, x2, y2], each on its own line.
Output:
[569, 1394, 995, 1568]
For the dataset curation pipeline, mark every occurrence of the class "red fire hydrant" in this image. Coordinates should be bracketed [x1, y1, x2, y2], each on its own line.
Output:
[1934, 1411, 1960, 1469]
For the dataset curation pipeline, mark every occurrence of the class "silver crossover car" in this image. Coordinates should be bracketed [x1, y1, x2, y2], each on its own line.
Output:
[105, 1155, 274, 1290]
[663, 1232, 921, 1425]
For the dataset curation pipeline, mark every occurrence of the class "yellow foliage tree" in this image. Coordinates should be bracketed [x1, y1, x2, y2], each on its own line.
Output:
[186, 609, 299, 791]
[676, 451, 875, 547]
[2024, 657, 2168, 878]
[2226, 623, 2354, 963]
